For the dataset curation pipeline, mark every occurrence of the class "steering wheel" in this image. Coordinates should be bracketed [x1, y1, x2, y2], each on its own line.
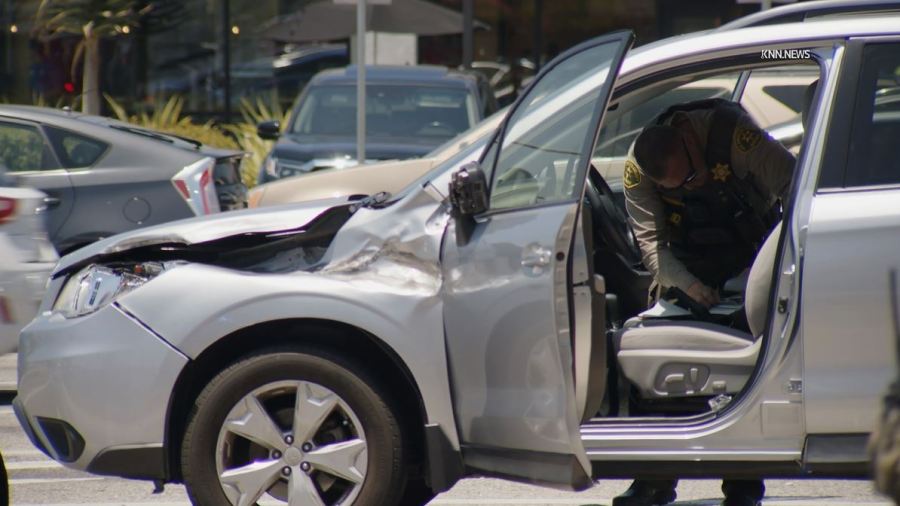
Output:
[584, 170, 642, 266]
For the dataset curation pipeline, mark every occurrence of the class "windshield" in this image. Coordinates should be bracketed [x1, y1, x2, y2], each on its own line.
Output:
[391, 129, 491, 202]
[290, 84, 478, 140]
[425, 106, 508, 159]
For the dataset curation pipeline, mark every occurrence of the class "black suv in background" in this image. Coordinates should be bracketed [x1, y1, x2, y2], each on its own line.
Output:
[256, 65, 497, 184]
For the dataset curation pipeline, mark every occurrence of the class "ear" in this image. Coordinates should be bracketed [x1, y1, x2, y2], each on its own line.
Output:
[683, 127, 706, 170]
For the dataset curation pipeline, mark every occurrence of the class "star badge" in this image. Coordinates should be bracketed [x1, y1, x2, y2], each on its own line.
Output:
[711, 163, 731, 182]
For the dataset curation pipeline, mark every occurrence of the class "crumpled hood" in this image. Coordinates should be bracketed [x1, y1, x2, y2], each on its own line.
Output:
[55, 196, 353, 275]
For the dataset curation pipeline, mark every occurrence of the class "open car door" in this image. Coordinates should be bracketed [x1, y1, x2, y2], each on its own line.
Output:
[441, 31, 633, 489]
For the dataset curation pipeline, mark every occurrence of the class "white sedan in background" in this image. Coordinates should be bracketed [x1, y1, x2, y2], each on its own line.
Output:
[0, 186, 57, 353]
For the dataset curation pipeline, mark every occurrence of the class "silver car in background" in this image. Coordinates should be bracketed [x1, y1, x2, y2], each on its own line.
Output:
[13, 15, 900, 506]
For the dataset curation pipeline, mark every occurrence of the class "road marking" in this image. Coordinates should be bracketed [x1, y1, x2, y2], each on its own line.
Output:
[10, 501, 892, 506]
[10, 477, 104, 485]
[5, 459, 62, 470]
[429, 501, 893, 505]
[0, 449, 46, 457]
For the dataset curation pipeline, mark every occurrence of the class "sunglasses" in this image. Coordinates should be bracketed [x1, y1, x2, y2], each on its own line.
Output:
[676, 137, 698, 189]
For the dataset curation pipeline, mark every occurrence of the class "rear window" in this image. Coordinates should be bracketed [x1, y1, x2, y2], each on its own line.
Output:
[44, 126, 108, 168]
[290, 84, 477, 139]
[762, 85, 808, 113]
[0, 121, 57, 171]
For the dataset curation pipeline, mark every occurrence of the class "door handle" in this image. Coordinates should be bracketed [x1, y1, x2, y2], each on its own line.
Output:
[43, 197, 61, 208]
[521, 244, 552, 270]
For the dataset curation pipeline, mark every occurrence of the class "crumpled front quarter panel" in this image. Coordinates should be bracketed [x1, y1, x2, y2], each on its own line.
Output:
[118, 189, 461, 447]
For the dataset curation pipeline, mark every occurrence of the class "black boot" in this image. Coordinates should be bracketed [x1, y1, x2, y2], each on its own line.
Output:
[612, 480, 678, 506]
[721, 479, 764, 506]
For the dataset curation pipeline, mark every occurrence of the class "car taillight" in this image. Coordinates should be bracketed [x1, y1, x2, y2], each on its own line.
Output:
[171, 157, 220, 216]
[199, 167, 219, 215]
[0, 197, 16, 225]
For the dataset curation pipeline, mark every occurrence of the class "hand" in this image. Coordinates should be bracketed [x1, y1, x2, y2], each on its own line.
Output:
[686, 281, 720, 308]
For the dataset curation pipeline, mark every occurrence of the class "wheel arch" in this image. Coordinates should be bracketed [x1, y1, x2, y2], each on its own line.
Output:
[162, 317, 429, 484]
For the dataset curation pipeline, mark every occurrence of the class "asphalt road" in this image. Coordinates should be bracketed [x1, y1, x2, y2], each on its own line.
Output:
[0, 354, 893, 505]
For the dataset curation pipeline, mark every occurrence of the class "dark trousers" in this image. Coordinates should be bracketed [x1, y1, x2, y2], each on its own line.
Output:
[637, 478, 765, 499]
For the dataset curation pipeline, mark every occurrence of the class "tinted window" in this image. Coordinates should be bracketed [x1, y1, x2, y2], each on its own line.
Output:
[762, 85, 808, 113]
[0, 121, 56, 172]
[290, 85, 477, 139]
[844, 43, 900, 187]
[490, 40, 621, 210]
[44, 127, 108, 168]
[594, 74, 738, 159]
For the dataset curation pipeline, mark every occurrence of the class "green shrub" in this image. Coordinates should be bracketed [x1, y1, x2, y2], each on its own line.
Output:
[224, 94, 291, 188]
[0, 129, 44, 171]
[106, 94, 289, 188]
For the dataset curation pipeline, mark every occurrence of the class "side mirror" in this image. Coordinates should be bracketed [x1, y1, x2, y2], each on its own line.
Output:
[448, 162, 488, 246]
[449, 162, 488, 217]
[257, 120, 281, 141]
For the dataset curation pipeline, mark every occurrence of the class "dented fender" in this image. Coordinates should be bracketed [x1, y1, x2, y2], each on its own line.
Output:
[114, 188, 461, 450]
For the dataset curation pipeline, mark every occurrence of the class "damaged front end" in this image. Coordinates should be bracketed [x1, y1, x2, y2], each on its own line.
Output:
[43, 198, 360, 320]
[54, 198, 360, 280]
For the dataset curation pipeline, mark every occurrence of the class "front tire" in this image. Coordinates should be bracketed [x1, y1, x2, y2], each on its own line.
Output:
[182, 348, 407, 506]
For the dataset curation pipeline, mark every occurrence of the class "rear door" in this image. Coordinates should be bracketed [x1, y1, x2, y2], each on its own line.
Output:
[0, 119, 75, 242]
[801, 38, 900, 436]
[441, 31, 633, 488]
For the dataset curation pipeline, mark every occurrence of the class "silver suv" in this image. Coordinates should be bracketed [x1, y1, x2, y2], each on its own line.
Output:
[15, 16, 900, 506]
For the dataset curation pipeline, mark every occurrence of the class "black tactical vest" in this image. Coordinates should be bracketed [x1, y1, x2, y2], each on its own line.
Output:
[653, 99, 777, 288]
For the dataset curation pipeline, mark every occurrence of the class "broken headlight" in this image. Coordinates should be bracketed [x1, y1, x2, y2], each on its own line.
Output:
[53, 262, 172, 319]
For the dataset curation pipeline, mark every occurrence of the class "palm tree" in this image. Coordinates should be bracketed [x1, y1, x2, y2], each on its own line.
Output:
[36, 0, 150, 115]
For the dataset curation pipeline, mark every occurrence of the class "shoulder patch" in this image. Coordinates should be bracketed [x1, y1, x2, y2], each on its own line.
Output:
[734, 125, 762, 153]
[624, 160, 642, 189]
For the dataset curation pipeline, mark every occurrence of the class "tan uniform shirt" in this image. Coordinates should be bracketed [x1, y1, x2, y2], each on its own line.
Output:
[623, 108, 795, 292]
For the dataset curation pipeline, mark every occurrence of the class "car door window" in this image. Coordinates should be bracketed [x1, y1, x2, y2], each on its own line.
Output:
[489, 41, 622, 210]
[43, 126, 109, 169]
[739, 66, 819, 129]
[0, 121, 57, 172]
[843, 43, 900, 188]
[594, 73, 740, 161]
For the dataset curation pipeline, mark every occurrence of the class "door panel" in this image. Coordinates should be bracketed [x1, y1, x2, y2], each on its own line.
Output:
[443, 204, 590, 485]
[442, 31, 633, 488]
[15, 170, 75, 242]
[802, 41, 900, 434]
[802, 191, 897, 433]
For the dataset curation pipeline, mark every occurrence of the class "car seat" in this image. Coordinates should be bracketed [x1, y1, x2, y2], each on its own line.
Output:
[612, 221, 782, 399]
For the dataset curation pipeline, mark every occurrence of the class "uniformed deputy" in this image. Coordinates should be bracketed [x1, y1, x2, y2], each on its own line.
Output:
[614, 99, 795, 506]
[623, 98, 794, 309]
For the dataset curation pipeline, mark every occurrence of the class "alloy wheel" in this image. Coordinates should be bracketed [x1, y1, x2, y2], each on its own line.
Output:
[214, 380, 368, 506]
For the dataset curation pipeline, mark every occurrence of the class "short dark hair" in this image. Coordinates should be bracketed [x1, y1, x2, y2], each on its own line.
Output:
[633, 125, 682, 180]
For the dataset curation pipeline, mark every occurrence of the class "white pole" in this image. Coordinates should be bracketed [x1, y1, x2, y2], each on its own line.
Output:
[357, 0, 366, 164]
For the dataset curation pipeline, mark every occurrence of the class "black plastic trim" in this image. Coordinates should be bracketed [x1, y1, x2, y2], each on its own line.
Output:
[35, 417, 84, 463]
[11, 398, 51, 459]
[817, 39, 864, 190]
[87, 445, 167, 480]
[803, 433, 871, 477]
[593, 458, 866, 480]
[424, 423, 464, 493]
[461, 444, 593, 491]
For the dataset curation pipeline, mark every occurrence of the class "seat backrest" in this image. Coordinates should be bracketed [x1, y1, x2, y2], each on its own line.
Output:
[745, 221, 783, 337]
